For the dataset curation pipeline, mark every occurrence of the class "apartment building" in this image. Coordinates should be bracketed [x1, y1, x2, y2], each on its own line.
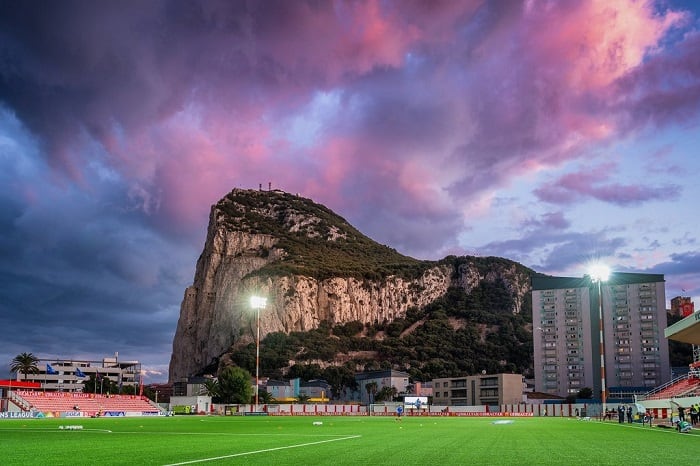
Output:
[432, 373, 523, 406]
[532, 272, 670, 398]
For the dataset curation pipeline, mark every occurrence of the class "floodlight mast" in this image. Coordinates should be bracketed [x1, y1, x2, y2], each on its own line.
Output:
[250, 296, 267, 411]
[590, 264, 610, 417]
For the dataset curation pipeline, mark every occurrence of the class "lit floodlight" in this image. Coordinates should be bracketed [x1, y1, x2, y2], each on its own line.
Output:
[250, 295, 267, 411]
[587, 263, 610, 415]
[250, 296, 267, 309]
[589, 263, 610, 283]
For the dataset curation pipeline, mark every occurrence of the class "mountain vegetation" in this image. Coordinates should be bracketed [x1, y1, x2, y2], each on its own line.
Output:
[189, 189, 536, 396]
[180, 189, 687, 399]
[229, 282, 533, 398]
[216, 189, 433, 280]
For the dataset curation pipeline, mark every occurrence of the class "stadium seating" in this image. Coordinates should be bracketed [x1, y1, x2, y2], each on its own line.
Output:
[644, 378, 700, 400]
[12, 390, 161, 415]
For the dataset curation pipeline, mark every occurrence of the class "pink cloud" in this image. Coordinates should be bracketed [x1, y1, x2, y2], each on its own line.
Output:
[1, 0, 697, 253]
[524, 0, 686, 92]
[534, 163, 682, 206]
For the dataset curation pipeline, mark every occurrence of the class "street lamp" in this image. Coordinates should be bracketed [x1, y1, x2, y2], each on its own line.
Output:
[250, 295, 267, 410]
[590, 264, 610, 417]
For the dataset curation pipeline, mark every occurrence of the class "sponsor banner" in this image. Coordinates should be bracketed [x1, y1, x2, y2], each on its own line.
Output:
[268, 412, 366, 417]
[226, 411, 535, 418]
[0, 411, 36, 419]
[62, 411, 84, 418]
[140, 411, 162, 416]
[452, 412, 533, 417]
[102, 411, 125, 417]
[16, 390, 95, 398]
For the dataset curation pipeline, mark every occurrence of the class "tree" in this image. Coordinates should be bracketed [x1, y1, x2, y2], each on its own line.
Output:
[365, 381, 378, 404]
[203, 379, 220, 399]
[119, 384, 138, 395]
[258, 389, 274, 404]
[217, 366, 253, 404]
[375, 386, 397, 402]
[296, 393, 311, 404]
[10, 352, 39, 380]
[577, 387, 593, 399]
[83, 374, 116, 394]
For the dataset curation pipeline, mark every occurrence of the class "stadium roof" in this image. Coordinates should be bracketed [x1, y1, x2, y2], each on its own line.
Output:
[0, 379, 41, 389]
[664, 312, 700, 345]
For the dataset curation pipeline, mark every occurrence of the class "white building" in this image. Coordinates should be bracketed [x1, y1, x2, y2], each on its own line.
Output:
[15, 353, 141, 393]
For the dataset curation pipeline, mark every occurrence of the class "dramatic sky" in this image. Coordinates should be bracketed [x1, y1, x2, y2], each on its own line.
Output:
[2, 0, 700, 383]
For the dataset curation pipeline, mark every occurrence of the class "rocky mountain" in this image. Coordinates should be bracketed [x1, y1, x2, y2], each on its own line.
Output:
[168, 188, 533, 382]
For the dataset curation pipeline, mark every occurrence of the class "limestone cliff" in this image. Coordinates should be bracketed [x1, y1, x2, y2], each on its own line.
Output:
[168, 189, 531, 381]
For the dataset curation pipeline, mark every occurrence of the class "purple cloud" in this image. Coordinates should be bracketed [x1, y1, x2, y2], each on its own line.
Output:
[534, 164, 682, 206]
[1, 0, 699, 381]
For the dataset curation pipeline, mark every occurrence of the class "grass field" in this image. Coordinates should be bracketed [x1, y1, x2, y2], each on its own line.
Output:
[1, 415, 698, 465]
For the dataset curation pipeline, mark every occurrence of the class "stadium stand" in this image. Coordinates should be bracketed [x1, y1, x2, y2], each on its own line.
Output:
[644, 378, 700, 400]
[11, 391, 162, 416]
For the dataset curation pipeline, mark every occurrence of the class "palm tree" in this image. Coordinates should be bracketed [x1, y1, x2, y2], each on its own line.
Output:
[258, 389, 274, 404]
[375, 386, 398, 402]
[365, 381, 378, 405]
[203, 379, 220, 398]
[10, 352, 39, 381]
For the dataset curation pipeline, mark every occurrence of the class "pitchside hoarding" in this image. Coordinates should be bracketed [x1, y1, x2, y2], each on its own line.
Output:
[404, 396, 428, 408]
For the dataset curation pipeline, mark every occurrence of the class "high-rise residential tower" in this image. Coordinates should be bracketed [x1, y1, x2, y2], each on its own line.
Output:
[532, 272, 670, 399]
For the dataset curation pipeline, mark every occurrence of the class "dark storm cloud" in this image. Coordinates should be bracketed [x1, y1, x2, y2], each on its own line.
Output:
[1, 1, 699, 380]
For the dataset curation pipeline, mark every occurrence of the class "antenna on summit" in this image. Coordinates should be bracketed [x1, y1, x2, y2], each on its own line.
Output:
[268, 182, 271, 191]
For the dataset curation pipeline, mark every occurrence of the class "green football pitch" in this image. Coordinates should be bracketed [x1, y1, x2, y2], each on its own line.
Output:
[1, 415, 698, 465]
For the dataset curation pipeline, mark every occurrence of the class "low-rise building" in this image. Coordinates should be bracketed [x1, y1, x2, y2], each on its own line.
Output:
[356, 370, 410, 404]
[299, 379, 330, 402]
[14, 354, 140, 393]
[266, 379, 299, 402]
[432, 373, 523, 406]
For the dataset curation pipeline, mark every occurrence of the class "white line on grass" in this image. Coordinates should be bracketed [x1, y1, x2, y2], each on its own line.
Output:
[162, 434, 362, 465]
[598, 422, 700, 438]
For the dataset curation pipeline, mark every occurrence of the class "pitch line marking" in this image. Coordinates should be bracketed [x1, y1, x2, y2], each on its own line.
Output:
[162, 434, 362, 465]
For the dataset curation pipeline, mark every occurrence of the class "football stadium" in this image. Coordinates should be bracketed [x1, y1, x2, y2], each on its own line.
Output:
[1, 310, 698, 465]
[2, 302, 699, 465]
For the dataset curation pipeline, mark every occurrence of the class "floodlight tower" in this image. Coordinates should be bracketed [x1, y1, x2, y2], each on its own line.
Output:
[590, 264, 610, 416]
[250, 295, 267, 410]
